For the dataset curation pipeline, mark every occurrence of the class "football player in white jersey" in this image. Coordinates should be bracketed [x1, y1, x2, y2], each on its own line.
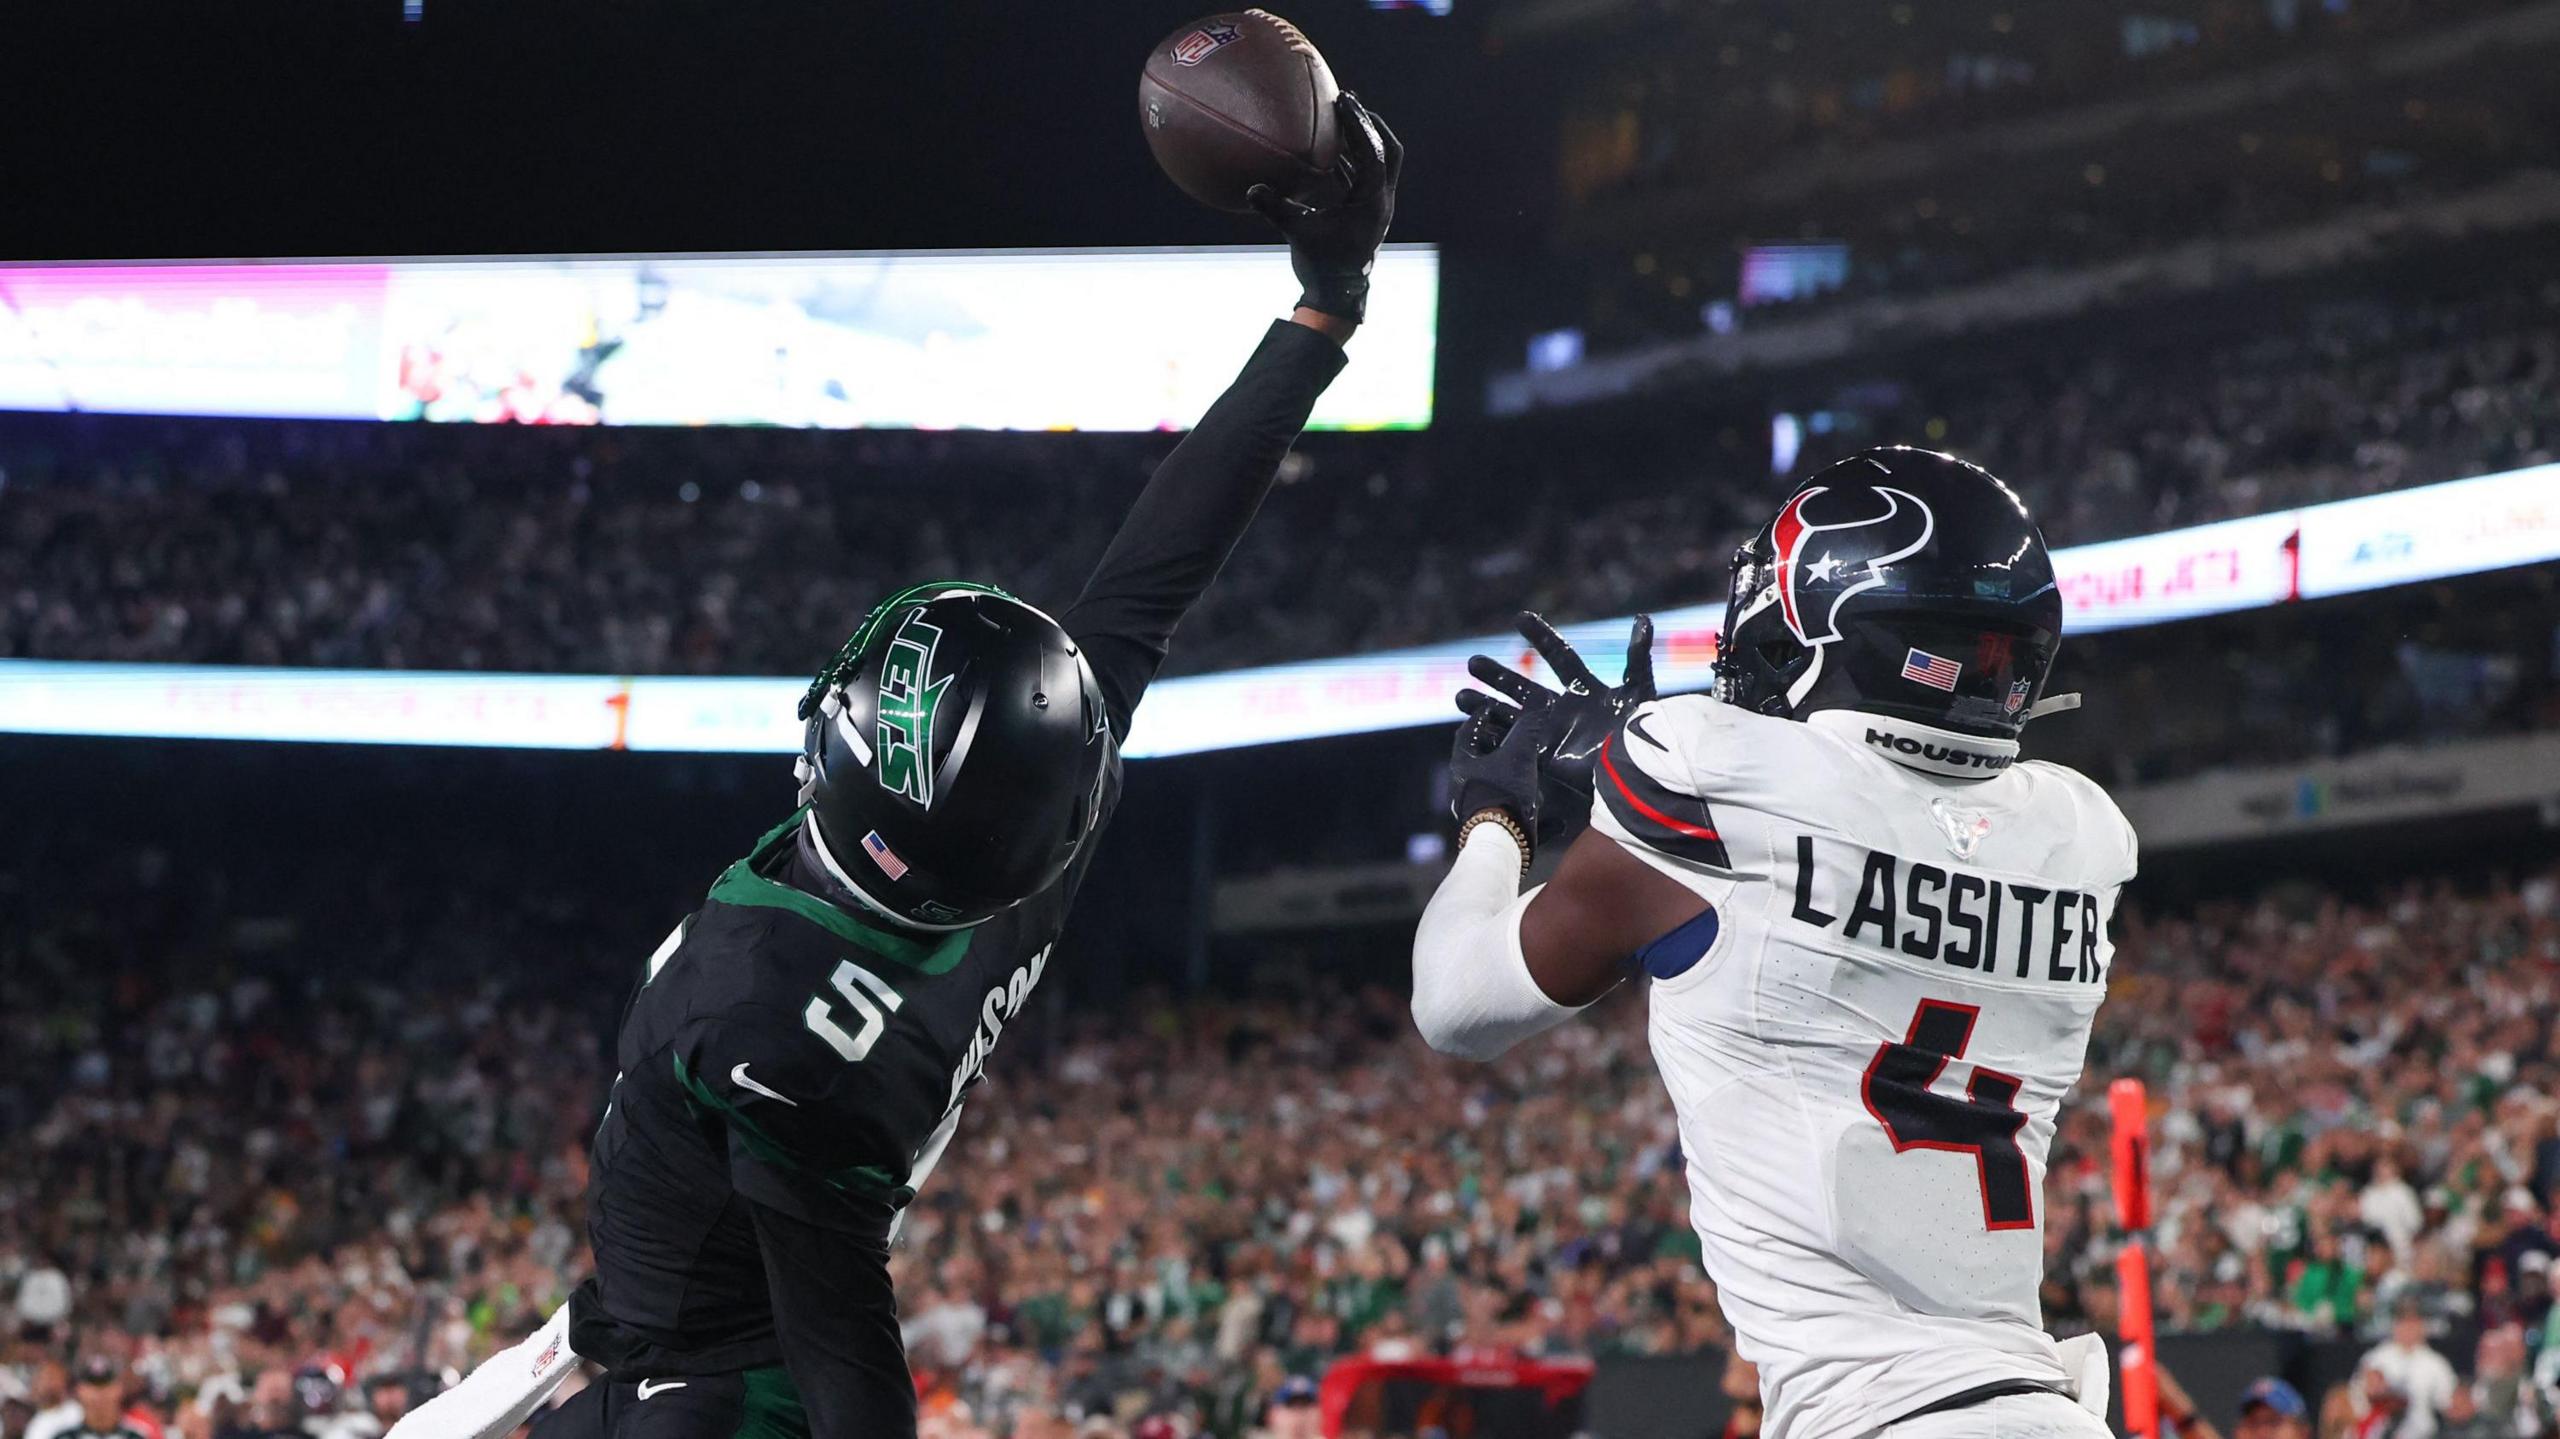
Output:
[1409, 448, 2134, 1439]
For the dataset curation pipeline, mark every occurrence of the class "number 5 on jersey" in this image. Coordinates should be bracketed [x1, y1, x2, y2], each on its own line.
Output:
[805, 959, 903, 1062]
[1859, 999, 2034, 1231]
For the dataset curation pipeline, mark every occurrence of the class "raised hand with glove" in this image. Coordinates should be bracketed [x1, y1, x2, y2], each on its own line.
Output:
[1250, 92, 1403, 328]
[1452, 611, 1657, 849]
[1419, 609, 1660, 1060]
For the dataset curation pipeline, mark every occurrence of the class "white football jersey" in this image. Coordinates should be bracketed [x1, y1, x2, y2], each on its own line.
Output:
[1586, 696, 2137, 1439]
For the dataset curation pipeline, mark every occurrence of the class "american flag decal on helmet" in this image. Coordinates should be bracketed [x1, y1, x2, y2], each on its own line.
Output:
[862, 830, 910, 881]
[1902, 648, 1963, 692]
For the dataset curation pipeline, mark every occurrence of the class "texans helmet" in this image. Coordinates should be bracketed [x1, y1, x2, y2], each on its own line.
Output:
[796, 582, 1115, 930]
[1715, 447, 2064, 743]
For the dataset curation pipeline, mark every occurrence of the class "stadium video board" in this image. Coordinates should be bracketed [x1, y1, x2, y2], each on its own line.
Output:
[0, 248, 1437, 431]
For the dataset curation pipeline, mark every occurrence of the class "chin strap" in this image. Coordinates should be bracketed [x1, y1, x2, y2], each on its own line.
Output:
[2026, 691, 2083, 721]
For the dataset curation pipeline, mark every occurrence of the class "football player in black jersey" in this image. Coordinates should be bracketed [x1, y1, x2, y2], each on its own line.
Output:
[383, 97, 1401, 1439]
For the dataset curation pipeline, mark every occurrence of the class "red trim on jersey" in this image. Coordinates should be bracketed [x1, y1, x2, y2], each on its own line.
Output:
[1599, 735, 1720, 841]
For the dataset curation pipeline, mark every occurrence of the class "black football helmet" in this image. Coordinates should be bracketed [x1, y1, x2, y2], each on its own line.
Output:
[795, 582, 1114, 930]
[1715, 447, 2064, 744]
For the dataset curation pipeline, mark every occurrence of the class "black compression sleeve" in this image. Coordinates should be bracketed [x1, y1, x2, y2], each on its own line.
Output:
[749, 1199, 918, 1439]
[1062, 319, 1347, 736]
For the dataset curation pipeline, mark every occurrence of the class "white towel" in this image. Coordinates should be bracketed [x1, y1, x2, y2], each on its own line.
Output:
[385, 1302, 581, 1439]
[2053, 1332, 2111, 1418]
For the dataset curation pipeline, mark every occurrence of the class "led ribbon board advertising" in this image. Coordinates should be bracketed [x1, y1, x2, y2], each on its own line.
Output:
[2, 465, 2553, 754]
[0, 248, 1437, 432]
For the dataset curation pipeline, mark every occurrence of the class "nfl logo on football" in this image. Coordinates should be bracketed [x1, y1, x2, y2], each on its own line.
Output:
[1171, 22, 1240, 66]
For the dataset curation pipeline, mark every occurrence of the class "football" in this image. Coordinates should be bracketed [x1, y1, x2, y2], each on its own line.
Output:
[1138, 10, 1342, 213]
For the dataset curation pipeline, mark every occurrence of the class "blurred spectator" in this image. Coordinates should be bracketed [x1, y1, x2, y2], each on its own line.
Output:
[19, 1368, 70, 1439]
[14, 1270, 69, 1345]
[6, 821, 2560, 1435]
[1261, 1377, 1317, 1439]
[2470, 1326, 2552, 1438]
[2437, 1384, 2494, 1439]
[213, 1371, 302, 1439]
[2348, 1369, 2413, 1439]
[2361, 1305, 2460, 1439]
[1718, 1354, 1761, 1439]
[2293, 1231, 2366, 1336]
[42, 1358, 139, 1439]
[2236, 1378, 2312, 1439]
[354, 1378, 410, 1439]
[2367, 1164, 2428, 1265]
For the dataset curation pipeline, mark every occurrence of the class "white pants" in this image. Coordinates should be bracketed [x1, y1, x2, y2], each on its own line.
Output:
[1880, 1393, 2115, 1439]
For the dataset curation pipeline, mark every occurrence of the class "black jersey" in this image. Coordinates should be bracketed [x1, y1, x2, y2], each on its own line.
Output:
[569, 320, 1348, 1439]
[575, 798, 1110, 1363]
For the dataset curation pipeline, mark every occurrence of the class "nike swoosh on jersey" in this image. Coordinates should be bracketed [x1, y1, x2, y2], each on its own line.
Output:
[636, 1380, 687, 1401]
[730, 1063, 799, 1107]
[1627, 711, 1669, 752]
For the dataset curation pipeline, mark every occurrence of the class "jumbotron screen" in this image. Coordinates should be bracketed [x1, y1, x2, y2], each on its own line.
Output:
[0, 247, 1438, 431]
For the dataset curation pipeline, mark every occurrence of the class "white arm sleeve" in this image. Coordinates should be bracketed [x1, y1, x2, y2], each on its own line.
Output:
[1409, 825, 1588, 1061]
[384, 1301, 579, 1439]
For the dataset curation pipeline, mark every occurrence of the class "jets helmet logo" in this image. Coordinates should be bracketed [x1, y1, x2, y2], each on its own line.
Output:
[1770, 484, 1936, 646]
[875, 609, 953, 809]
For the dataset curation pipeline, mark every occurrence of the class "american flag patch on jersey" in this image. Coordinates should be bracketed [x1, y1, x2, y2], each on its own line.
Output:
[1902, 648, 1963, 692]
[862, 830, 910, 881]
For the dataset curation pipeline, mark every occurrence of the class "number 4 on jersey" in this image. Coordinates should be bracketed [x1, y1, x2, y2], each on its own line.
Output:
[1859, 999, 2035, 1231]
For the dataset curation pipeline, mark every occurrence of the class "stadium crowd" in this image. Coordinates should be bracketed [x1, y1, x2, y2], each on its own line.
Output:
[5, 248, 2556, 688]
[7, 821, 2560, 1439]
[1550, 0, 2528, 193]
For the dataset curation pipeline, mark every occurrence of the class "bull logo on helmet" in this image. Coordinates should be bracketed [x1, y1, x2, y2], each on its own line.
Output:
[1770, 484, 1936, 646]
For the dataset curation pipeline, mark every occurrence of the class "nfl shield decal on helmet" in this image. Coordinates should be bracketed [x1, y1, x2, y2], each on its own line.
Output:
[2005, 678, 2033, 715]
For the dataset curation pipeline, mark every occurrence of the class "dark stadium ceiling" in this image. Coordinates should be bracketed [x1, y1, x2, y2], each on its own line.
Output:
[1541, 0, 2560, 251]
[0, 0, 1509, 260]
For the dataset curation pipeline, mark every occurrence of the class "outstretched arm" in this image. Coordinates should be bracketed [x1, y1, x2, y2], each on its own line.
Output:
[1412, 808, 1706, 1060]
[1411, 617, 1707, 1060]
[1062, 95, 1402, 736]
[1060, 316, 1347, 736]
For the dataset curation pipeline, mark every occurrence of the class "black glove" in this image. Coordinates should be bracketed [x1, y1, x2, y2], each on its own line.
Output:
[1457, 612, 1657, 803]
[1450, 696, 1547, 839]
[1248, 93, 1403, 324]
